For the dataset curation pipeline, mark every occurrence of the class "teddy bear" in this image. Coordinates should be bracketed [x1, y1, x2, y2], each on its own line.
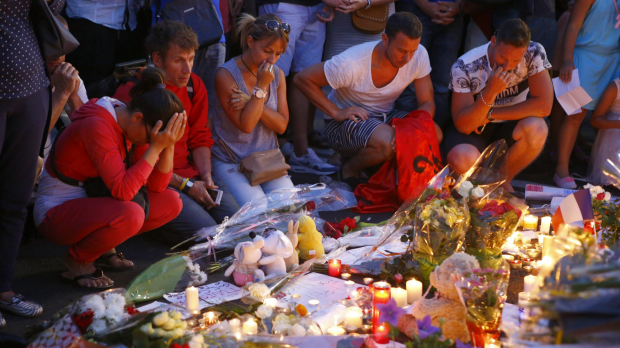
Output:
[259, 228, 294, 279]
[284, 220, 300, 272]
[297, 215, 324, 261]
[399, 252, 480, 343]
[224, 232, 266, 287]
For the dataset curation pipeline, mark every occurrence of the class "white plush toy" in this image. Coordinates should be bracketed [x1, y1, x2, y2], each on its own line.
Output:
[224, 232, 266, 287]
[283, 220, 300, 272]
[259, 228, 294, 279]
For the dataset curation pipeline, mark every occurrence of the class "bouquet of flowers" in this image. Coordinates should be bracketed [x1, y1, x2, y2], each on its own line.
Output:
[584, 184, 620, 247]
[453, 266, 510, 347]
[465, 189, 526, 269]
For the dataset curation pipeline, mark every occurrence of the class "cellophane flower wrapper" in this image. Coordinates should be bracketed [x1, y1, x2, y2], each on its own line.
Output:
[189, 184, 354, 251]
[241, 258, 315, 304]
[602, 152, 620, 190]
[465, 189, 527, 270]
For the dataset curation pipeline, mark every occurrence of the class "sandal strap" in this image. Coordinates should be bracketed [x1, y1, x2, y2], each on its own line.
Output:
[98, 251, 126, 262]
[73, 268, 104, 282]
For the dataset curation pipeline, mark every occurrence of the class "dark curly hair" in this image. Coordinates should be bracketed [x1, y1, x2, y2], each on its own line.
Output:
[145, 20, 199, 61]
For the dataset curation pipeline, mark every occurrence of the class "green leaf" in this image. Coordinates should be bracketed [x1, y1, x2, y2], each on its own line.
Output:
[354, 216, 361, 223]
[344, 226, 349, 234]
[132, 329, 149, 348]
[149, 341, 168, 348]
[126, 254, 187, 302]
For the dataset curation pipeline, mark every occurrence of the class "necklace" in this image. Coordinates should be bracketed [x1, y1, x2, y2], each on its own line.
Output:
[240, 54, 257, 77]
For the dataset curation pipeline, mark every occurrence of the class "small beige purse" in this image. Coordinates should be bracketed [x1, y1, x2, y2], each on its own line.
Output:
[219, 134, 290, 186]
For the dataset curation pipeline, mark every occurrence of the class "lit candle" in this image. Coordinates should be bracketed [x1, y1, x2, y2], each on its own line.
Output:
[523, 215, 538, 230]
[372, 282, 391, 330]
[540, 216, 551, 234]
[502, 254, 514, 262]
[185, 286, 199, 312]
[243, 319, 258, 335]
[521, 257, 534, 267]
[328, 259, 342, 277]
[406, 278, 422, 304]
[374, 323, 389, 344]
[308, 299, 320, 306]
[363, 277, 374, 285]
[509, 259, 522, 269]
[203, 311, 219, 326]
[523, 275, 538, 293]
[345, 307, 363, 329]
[327, 326, 346, 336]
[391, 287, 407, 307]
[542, 235, 553, 257]
[341, 272, 351, 280]
[541, 256, 555, 275]
[263, 298, 278, 308]
[229, 318, 241, 333]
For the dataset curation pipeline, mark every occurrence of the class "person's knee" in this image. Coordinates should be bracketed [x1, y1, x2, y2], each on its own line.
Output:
[519, 117, 548, 148]
[368, 126, 395, 161]
[111, 202, 146, 234]
[447, 144, 480, 174]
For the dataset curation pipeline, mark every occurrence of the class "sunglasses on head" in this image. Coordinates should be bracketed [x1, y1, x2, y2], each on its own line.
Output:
[263, 20, 291, 34]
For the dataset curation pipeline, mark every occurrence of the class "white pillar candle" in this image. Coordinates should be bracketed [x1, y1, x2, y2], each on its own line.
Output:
[345, 307, 363, 329]
[243, 319, 258, 335]
[540, 216, 551, 234]
[523, 215, 538, 230]
[406, 279, 422, 304]
[263, 297, 278, 308]
[185, 286, 199, 312]
[229, 318, 241, 333]
[523, 275, 538, 293]
[542, 235, 553, 257]
[391, 287, 408, 307]
[327, 326, 346, 336]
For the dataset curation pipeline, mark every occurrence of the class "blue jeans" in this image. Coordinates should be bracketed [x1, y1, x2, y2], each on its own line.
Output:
[149, 180, 239, 245]
[394, 1, 464, 129]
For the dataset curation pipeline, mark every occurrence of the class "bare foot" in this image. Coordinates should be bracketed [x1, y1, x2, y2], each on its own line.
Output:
[0, 291, 16, 302]
[62, 254, 114, 288]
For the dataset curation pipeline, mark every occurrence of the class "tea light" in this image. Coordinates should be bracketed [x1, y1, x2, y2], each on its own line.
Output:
[190, 309, 201, 318]
[391, 287, 408, 307]
[243, 319, 257, 335]
[523, 265, 533, 273]
[187, 319, 197, 328]
[523, 215, 538, 230]
[345, 307, 363, 329]
[203, 311, 219, 326]
[185, 286, 199, 312]
[502, 254, 515, 262]
[341, 272, 351, 280]
[540, 216, 551, 234]
[308, 299, 320, 306]
[327, 326, 346, 336]
[524, 275, 538, 293]
[526, 247, 541, 259]
[406, 278, 422, 304]
[374, 323, 389, 344]
[509, 259, 522, 269]
[328, 259, 342, 277]
[362, 324, 372, 333]
[521, 257, 534, 267]
[363, 277, 374, 285]
[290, 294, 301, 302]
[263, 298, 278, 308]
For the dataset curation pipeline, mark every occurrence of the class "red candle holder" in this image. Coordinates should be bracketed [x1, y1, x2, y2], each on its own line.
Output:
[372, 281, 391, 344]
[328, 259, 342, 277]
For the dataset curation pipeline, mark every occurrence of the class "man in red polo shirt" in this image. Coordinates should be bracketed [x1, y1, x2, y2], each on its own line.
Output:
[114, 20, 239, 245]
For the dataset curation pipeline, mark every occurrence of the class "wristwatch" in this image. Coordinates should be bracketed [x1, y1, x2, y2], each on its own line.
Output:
[182, 178, 195, 194]
[486, 108, 495, 122]
[253, 87, 266, 99]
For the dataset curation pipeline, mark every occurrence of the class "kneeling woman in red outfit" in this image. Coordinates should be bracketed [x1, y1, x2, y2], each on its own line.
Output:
[34, 68, 186, 288]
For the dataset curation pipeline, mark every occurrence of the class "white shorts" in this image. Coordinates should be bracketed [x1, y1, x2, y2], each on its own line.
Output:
[259, 2, 326, 76]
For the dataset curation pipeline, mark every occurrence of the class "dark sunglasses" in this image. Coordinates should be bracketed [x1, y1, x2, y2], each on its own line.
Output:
[264, 20, 290, 34]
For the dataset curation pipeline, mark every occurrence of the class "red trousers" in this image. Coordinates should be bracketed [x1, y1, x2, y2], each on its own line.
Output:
[38, 189, 182, 263]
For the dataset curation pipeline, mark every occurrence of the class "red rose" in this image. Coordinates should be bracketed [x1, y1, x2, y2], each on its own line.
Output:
[170, 344, 182, 348]
[338, 217, 357, 232]
[182, 344, 190, 348]
[305, 201, 316, 211]
[323, 222, 342, 239]
[126, 305, 138, 315]
[394, 273, 403, 284]
[597, 193, 605, 200]
[71, 310, 95, 334]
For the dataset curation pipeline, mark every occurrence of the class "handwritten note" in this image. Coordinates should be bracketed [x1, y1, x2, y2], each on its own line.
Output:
[272, 272, 366, 309]
[552, 69, 592, 115]
[163, 281, 247, 310]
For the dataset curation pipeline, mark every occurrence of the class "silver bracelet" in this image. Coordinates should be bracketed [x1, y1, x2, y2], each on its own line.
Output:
[479, 90, 494, 107]
[365, 0, 371, 9]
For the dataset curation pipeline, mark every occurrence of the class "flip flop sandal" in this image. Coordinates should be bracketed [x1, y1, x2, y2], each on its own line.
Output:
[94, 251, 134, 272]
[61, 268, 114, 289]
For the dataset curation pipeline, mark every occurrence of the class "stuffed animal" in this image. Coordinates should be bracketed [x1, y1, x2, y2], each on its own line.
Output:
[297, 215, 324, 261]
[400, 252, 480, 343]
[283, 220, 300, 272]
[259, 228, 294, 279]
[224, 232, 266, 287]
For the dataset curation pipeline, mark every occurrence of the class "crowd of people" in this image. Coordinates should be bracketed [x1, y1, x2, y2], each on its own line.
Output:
[1, 0, 619, 330]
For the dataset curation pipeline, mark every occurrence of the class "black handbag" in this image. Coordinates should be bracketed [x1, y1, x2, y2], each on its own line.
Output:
[156, 0, 224, 49]
[50, 128, 150, 221]
[30, 0, 80, 59]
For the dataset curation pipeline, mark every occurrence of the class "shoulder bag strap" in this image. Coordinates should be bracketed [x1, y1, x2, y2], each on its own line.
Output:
[218, 139, 240, 164]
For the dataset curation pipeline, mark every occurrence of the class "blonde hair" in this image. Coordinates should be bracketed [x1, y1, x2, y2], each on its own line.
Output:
[237, 13, 289, 53]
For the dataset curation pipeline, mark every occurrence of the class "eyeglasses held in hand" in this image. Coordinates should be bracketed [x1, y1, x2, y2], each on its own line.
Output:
[263, 20, 291, 34]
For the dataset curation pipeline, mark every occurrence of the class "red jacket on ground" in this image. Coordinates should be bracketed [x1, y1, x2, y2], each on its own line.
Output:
[45, 99, 172, 201]
[113, 73, 214, 179]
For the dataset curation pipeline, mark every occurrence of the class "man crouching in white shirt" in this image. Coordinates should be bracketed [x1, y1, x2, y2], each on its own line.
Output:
[294, 12, 439, 189]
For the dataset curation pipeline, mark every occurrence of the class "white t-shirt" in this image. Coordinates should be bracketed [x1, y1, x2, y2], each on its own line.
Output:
[324, 41, 431, 118]
[449, 41, 551, 109]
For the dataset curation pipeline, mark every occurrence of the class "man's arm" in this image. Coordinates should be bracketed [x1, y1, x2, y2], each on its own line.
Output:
[491, 70, 553, 121]
[294, 62, 369, 122]
[412, 74, 435, 117]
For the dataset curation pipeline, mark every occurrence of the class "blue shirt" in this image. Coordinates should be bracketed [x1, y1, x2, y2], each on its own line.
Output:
[66, 0, 137, 31]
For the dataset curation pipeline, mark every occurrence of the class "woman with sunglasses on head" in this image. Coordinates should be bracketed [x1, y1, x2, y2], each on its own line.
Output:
[212, 14, 294, 206]
[34, 68, 186, 289]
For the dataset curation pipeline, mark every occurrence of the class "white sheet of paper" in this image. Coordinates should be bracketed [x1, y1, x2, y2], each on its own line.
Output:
[136, 301, 191, 319]
[552, 69, 592, 115]
[163, 281, 247, 310]
[337, 241, 409, 265]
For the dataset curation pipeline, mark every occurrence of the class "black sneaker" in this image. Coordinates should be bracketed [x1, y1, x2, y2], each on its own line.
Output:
[0, 294, 42, 317]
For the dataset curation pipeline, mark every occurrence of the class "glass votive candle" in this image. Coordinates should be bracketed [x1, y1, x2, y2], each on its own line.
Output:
[521, 257, 534, 267]
[341, 272, 351, 280]
[328, 259, 342, 277]
[362, 324, 372, 333]
[523, 214, 538, 230]
[363, 277, 374, 285]
[202, 311, 220, 326]
[509, 259, 522, 269]
[327, 326, 346, 336]
[501, 254, 515, 262]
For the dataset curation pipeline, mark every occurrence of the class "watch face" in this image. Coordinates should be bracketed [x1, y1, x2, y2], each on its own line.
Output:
[255, 89, 266, 98]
